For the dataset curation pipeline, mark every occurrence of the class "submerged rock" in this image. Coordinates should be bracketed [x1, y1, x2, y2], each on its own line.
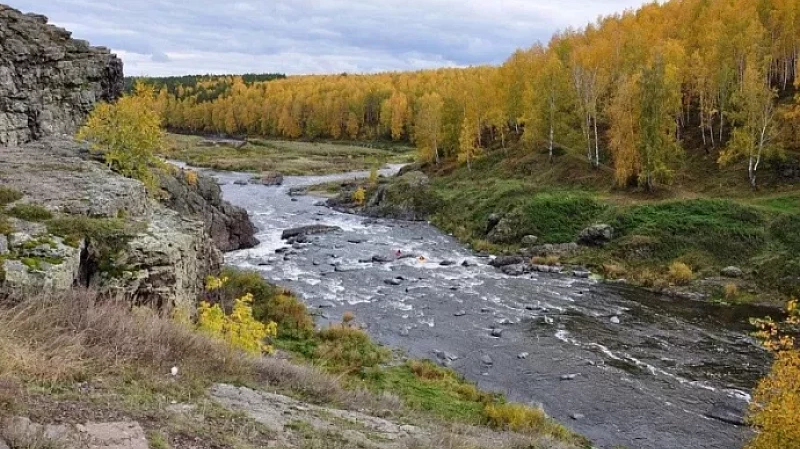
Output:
[281, 225, 341, 240]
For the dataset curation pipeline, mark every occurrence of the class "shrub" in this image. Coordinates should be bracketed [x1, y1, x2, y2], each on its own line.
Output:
[197, 293, 277, 355]
[314, 324, 389, 373]
[484, 402, 548, 432]
[544, 255, 560, 266]
[352, 187, 366, 205]
[185, 170, 199, 187]
[217, 268, 314, 338]
[747, 300, 800, 449]
[724, 283, 739, 299]
[668, 262, 693, 284]
[0, 186, 22, 207]
[77, 82, 164, 194]
[7, 204, 53, 222]
[368, 167, 379, 186]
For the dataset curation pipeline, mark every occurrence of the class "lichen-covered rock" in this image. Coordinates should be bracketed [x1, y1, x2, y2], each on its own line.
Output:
[487, 210, 525, 244]
[104, 208, 221, 311]
[338, 170, 439, 221]
[159, 169, 258, 251]
[1, 233, 83, 292]
[0, 4, 123, 146]
[577, 224, 614, 246]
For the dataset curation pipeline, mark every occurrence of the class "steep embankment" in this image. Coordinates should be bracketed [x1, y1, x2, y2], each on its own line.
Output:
[0, 3, 257, 309]
[328, 149, 800, 305]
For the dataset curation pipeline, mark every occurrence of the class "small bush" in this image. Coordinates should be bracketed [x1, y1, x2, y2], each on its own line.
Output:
[7, 204, 53, 222]
[544, 255, 560, 266]
[484, 402, 548, 432]
[185, 170, 199, 187]
[217, 268, 314, 338]
[352, 187, 366, 205]
[0, 186, 23, 206]
[603, 263, 627, 279]
[314, 324, 389, 373]
[409, 360, 454, 381]
[668, 262, 693, 285]
[531, 256, 546, 265]
[724, 283, 739, 299]
[197, 293, 278, 355]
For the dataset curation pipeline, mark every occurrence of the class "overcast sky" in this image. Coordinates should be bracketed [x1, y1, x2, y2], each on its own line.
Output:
[10, 1, 650, 77]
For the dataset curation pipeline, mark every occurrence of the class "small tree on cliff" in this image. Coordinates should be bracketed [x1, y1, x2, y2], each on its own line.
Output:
[77, 82, 164, 194]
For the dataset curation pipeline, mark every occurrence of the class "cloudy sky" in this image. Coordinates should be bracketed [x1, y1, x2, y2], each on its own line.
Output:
[10, 1, 650, 76]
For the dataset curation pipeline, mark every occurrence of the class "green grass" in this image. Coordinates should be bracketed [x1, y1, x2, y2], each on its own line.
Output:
[6, 204, 54, 222]
[0, 186, 23, 207]
[162, 133, 413, 175]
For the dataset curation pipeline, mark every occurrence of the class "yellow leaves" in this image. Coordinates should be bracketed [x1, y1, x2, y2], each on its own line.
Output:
[352, 187, 366, 206]
[197, 293, 278, 355]
[185, 170, 199, 187]
[747, 299, 800, 448]
[77, 81, 164, 195]
[205, 275, 229, 291]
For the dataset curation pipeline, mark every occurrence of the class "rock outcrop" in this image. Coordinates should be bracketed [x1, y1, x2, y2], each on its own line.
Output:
[159, 169, 259, 252]
[328, 171, 440, 221]
[0, 4, 124, 146]
[0, 138, 222, 310]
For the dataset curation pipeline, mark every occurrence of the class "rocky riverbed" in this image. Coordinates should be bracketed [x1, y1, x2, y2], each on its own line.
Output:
[209, 167, 773, 449]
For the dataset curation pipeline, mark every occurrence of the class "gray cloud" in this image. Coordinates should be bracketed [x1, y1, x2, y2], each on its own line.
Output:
[7, 0, 650, 76]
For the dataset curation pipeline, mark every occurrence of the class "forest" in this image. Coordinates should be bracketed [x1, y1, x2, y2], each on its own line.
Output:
[144, 0, 800, 189]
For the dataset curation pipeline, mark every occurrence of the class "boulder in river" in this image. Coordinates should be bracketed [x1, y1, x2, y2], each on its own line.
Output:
[577, 224, 614, 246]
[501, 264, 529, 276]
[489, 256, 525, 267]
[256, 171, 284, 186]
[281, 225, 341, 240]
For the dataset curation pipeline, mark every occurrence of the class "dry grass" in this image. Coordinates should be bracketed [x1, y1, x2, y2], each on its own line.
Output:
[724, 283, 740, 299]
[0, 290, 251, 384]
[668, 262, 694, 285]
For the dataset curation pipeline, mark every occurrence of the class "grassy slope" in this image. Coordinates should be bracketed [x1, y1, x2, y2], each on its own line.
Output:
[417, 145, 800, 305]
[161, 133, 415, 175]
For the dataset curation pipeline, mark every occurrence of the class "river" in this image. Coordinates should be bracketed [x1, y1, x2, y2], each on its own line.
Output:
[208, 166, 773, 449]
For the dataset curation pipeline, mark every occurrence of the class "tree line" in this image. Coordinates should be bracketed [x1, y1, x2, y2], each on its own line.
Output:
[148, 0, 800, 188]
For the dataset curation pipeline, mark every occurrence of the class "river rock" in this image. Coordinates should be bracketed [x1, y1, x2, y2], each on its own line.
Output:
[489, 256, 525, 267]
[454, 310, 467, 317]
[384, 278, 403, 286]
[517, 352, 529, 360]
[439, 260, 456, 266]
[501, 264, 529, 276]
[573, 270, 591, 278]
[281, 225, 341, 240]
[486, 213, 502, 233]
[610, 316, 621, 324]
[720, 266, 744, 278]
[257, 171, 284, 186]
[490, 328, 504, 338]
[234, 179, 248, 186]
[560, 373, 580, 381]
[480, 355, 494, 366]
[577, 224, 614, 246]
[571, 413, 585, 421]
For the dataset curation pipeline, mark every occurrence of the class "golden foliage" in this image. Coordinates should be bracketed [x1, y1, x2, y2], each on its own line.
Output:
[724, 283, 739, 299]
[747, 300, 800, 449]
[185, 170, 199, 187]
[668, 261, 693, 284]
[352, 187, 366, 206]
[197, 293, 277, 355]
[77, 82, 164, 194]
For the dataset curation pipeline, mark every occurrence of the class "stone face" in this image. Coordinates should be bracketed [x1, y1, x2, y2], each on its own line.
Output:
[0, 5, 123, 146]
[159, 169, 258, 251]
[577, 224, 615, 246]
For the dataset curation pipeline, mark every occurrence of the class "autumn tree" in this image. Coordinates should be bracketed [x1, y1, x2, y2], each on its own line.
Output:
[77, 82, 163, 194]
[718, 58, 780, 188]
[414, 93, 444, 164]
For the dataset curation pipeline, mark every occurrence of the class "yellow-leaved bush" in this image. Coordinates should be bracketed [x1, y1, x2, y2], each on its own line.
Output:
[77, 82, 164, 194]
[197, 275, 277, 355]
[747, 299, 800, 449]
[352, 187, 366, 206]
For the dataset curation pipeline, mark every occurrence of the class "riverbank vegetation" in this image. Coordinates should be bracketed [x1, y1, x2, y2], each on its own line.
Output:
[0, 267, 587, 448]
